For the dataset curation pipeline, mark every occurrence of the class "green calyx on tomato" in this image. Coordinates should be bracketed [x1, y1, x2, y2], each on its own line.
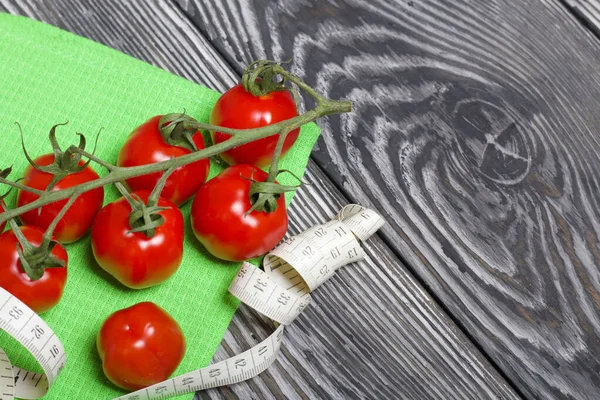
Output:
[90, 165, 185, 289]
[16, 123, 104, 244]
[246, 169, 303, 214]
[116, 165, 178, 238]
[13, 228, 65, 280]
[191, 164, 289, 262]
[121, 188, 169, 238]
[0, 166, 69, 313]
[209, 62, 301, 168]
[91, 189, 184, 289]
[241, 59, 297, 98]
[1, 168, 75, 281]
[158, 113, 201, 152]
[0, 225, 68, 314]
[117, 115, 210, 206]
[19, 122, 98, 192]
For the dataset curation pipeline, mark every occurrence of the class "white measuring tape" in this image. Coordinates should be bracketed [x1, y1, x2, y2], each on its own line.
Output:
[0, 204, 384, 400]
[0, 289, 65, 400]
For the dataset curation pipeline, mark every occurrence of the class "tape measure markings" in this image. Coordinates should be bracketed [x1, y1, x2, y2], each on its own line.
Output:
[117, 324, 285, 400]
[14, 369, 46, 388]
[228, 263, 309, 326]
[0, 204, 384, 400]
[0, 288, 66, 400]
[0, 348, 14, 399]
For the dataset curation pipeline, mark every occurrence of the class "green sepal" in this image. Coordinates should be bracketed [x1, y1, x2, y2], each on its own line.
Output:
[158, 113, 200, 152]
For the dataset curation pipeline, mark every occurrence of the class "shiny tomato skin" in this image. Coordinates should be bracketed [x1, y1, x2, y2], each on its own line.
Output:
[210, 84, 300, 168]
[0, 226, 67, 313]
[97, 302, 186, 391]
[91, 190, 184, 289]
[117, 115, 210, 206]
[17, 154, 104, 244]
[191, 164, 288, 261]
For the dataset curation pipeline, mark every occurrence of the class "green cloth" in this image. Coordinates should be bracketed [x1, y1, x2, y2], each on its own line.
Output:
[0, 13, 319, 400]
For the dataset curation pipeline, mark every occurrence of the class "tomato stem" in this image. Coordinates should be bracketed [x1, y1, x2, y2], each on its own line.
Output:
[244, 129, 292, 213]
[0, 62, 352, 226]
[41, 192, 80, 246]
[265, 130, 289, 183]
[1, 201, 30, 250]
[0, 176, 45, 195]
[71, 147, 116, 171]
[147, 165, 177, 208]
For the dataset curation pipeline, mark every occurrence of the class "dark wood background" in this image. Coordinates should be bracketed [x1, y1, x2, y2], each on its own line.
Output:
[175, 0, 600, 398]
[2, 0, 600, 399]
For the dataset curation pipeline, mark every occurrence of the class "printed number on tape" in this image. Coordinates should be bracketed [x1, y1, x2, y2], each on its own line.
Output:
[0, 205, 383, 399]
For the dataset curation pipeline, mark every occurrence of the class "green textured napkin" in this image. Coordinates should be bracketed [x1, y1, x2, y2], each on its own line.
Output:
[0, 13, 319, 400]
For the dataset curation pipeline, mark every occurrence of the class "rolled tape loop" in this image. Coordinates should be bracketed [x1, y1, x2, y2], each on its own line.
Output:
[228, 262, 310, 326]
[337, 204, 386, 242]
[0, 287, 63, 400]
[0, 205, 384, 400]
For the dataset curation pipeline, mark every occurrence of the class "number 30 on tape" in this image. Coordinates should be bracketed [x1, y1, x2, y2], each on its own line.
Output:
[0, 205, 384, 400]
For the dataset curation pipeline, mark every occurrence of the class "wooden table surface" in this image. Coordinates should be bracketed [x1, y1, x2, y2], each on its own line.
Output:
[2, 0, 600, 399]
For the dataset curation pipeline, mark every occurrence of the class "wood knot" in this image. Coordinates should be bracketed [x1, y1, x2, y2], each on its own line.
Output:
[453, 99, 532, 185]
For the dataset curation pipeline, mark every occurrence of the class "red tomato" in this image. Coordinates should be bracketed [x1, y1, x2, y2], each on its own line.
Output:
[17, 154, 104, 244]
[191, 164, 288, 261]
[91, 190, 184, 289]
[0, 226, 67, 313]
[117, 116, 210, 206]
[210, 83, 300, 168]
[97, 302, 186, 391]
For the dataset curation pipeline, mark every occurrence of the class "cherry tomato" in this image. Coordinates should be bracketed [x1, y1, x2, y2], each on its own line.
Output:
[191, 164, 288, 261]
[117, 116, 210, 206]
[0, 226, 67, 313]
[97, 302, 186, 391]
[210, 83, 300, 168]
[91, 190, 184, 289]
[17, 155, 104, 244]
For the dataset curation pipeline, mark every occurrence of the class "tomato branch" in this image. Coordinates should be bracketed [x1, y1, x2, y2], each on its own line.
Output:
[0, 176, 45, 195]
[0, 92, 351, 225]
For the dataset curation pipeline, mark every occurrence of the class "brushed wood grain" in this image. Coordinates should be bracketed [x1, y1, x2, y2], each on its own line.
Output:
[0, 0, 519, 399]
[564, 0, 600, 36]
[206, 160, 519, 400]
[176, 0, 600, 398]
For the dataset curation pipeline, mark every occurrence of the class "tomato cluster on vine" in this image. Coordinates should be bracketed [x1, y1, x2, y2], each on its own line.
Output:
[0, 79, 299, 314]
[0, 59, 353, 393]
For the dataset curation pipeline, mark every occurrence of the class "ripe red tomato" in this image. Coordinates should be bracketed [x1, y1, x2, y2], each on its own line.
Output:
[17, 154, 104, 244]
[97, 302, 186, 391]
[0, 226, 67, 313]
[191, 164, 288, 261]
[91, 190, 184, 289]
[117, 115, 210, 206]
[210, 83, 300, 168]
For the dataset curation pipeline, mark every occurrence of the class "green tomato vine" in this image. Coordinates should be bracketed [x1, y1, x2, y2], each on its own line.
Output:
[0, 60, 353, 280]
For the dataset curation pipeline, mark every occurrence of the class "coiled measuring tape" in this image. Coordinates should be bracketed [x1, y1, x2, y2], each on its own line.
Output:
[0, 290, 65, 400]
[0, 204, 384, 399]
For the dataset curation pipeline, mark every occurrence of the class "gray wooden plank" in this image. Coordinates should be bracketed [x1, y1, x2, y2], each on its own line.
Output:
[0, 0, 519, 399]
[564, 0, 600, 35]
[176, 0, 600, 398]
